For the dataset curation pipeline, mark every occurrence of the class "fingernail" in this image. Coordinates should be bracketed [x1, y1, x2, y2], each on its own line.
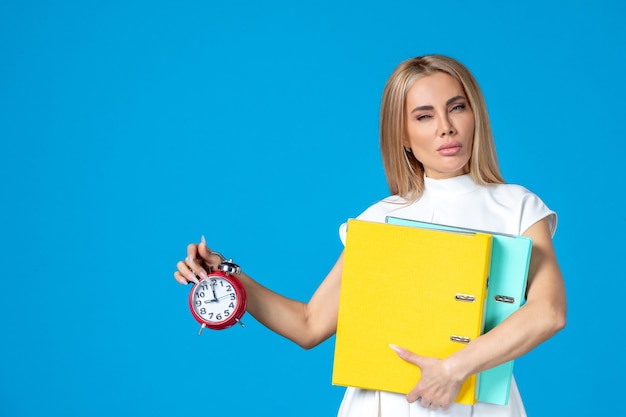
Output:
[200, 235, 206, 245]
[198, 270, 209, 280]
[186, 272, 200, 285]
[389, 344, 404, 354]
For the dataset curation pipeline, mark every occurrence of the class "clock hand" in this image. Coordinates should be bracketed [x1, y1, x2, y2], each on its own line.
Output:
[209, 280, 219, 302]
[203, 293, 234, 306]
[216, 293, 234, 301]
[203, 293, 232, 304]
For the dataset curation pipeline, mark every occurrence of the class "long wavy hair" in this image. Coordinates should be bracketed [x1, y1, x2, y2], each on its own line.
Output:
[380, 54, 504, 200]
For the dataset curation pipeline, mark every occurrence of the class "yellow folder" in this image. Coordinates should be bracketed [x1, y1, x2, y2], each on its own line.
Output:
[332, 219, 492, 405]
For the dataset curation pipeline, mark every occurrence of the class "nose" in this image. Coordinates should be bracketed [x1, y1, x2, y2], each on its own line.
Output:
[438, 114, 456, 137]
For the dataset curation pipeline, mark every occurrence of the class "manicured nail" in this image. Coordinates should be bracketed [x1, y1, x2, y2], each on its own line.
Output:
[389, 344, 404, 354]
[200, 235, 206, 245]
[186, 272, 200, 285]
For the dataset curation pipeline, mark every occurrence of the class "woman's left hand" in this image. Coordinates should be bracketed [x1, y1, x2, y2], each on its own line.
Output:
[390, 344, 464, 410]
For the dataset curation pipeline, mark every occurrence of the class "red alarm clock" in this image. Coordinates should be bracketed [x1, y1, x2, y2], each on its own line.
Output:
[188, 253, 247, 335]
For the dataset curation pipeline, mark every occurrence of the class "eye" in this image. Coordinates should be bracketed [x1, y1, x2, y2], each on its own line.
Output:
[416, 114, 432, 121]
[450, 103, 466, 112]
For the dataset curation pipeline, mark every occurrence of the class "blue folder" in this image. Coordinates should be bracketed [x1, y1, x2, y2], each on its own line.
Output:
[385, 217, 532, 405]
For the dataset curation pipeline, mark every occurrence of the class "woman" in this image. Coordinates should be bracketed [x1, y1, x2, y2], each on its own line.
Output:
[174, 54, 566, 417]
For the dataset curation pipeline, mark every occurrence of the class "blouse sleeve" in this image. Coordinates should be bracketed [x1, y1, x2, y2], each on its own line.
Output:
[520, 191, 558, 237]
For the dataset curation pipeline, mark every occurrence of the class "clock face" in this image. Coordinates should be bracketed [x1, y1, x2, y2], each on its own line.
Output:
[191, 276, 241, 325]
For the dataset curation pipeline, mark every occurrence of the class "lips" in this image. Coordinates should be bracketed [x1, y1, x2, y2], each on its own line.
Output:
[437, 141, 462, 156]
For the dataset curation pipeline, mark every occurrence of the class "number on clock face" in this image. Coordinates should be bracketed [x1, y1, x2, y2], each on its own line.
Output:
[192, 277, 238, 323]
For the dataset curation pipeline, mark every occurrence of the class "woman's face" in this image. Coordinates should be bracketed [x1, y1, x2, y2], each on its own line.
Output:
[403, 71, 475, 179]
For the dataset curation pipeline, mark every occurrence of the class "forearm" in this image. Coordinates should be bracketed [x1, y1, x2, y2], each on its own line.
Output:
[234, 253, 343, 349]
[445, 297, 566, 380]
[236, 272, 319, 348]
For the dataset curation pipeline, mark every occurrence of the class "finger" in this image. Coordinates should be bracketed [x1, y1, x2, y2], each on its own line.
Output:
[179, 260, 201, 284]
[176, 260, 201, 284]
[406, 382, 429, 404]
[187, 243, 200, 262]
[185, 243, 212, 280]
[187, 242, 213, 269]
[389, 344, 425, 367]
[412, 395, 430, 408]
[418, 398, 435, 409]
[407, 388, 424, 403]
[197, 236, 223, 269]
[185, 257, 209, 279]
[186, 255, 211, 280]
[174, 270, 196, 285]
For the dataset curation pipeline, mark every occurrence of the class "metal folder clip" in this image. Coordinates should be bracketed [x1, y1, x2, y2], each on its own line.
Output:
[450, 335, 471, 344]
[494, 295, 515, 304]
[454, 294, 476, 302]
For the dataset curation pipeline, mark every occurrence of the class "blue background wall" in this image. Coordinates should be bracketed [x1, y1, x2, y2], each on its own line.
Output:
[1, 1, 624, 416]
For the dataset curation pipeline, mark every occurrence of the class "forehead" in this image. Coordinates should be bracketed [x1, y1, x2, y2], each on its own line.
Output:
[406, 72, 465, 105]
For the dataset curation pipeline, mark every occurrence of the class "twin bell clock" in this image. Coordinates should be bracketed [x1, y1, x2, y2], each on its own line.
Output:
[188, 252, 247, 335]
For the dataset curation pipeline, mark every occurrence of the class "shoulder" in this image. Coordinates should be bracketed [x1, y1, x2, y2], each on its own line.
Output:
[487, 182, 534, 198]
[485, 183, 558, 236]
[356, 195, 408, 222]
[488, 183, 550, 210]
[337, 195, 407, 244]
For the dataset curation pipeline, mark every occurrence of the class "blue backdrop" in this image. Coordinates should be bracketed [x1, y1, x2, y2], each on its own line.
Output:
[1, 1, 624, 416]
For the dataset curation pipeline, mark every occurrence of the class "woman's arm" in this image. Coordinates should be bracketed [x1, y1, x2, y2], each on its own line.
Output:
[396, 216, 567, 409]
[175, 239, 344, 350]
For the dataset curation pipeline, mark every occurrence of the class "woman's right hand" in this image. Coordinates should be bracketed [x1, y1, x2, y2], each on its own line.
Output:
[173, 236, 224, 285]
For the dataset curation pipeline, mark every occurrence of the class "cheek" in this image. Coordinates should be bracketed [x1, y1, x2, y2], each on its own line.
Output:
[405, 125, 431, 148]
[455, 116, 475, 146]
[409, 144, 431, 165]
[464, 114, 476, 137]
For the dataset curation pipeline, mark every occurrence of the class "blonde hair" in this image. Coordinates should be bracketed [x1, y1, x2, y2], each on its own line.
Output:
[380, 54, 504, 200]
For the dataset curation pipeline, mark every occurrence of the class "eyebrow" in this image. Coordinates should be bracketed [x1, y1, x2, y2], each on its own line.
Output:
[410, 95, 467, 113]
